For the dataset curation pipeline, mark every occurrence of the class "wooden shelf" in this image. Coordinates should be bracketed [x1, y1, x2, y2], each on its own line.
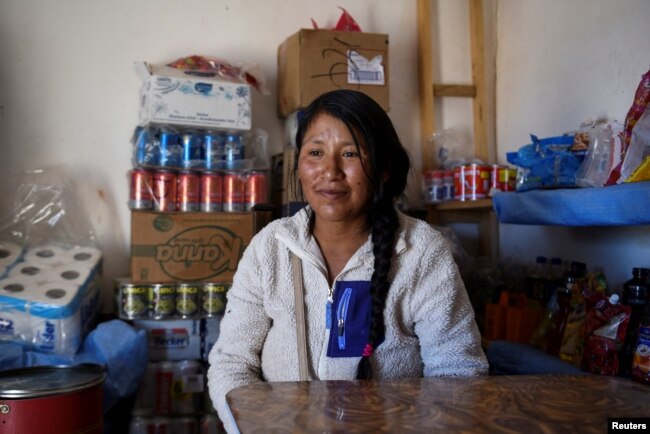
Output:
[427, 198, 493, 211]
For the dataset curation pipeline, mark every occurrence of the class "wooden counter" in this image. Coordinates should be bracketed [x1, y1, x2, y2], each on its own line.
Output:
[226, 374, 649, 433]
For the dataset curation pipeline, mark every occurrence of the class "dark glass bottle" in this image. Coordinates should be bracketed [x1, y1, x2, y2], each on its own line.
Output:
[545, 261, 587, 356]
[619, 267, 650, 377]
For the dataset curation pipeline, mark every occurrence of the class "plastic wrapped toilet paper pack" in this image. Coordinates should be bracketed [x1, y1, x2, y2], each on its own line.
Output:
[0, 243, 102, 355]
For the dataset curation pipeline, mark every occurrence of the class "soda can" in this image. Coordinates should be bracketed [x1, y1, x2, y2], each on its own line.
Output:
[181, 130, 203, 170]
[155, 361, 175, 416]
[200, 172, 223, 212]
[223, 132, 244, 169]
[203, 131, 225, 170]
[442, 170, 454, 201]
[150, 283, 176, 319]
[133, 126, 156, 167]
[464, 164, 491, 200]
[200, 414, 222, 434]
[129, 168, 154, 210]
[453, 165, 466, 201]
[172, 417, 199, 434]
[172, 360, 204, 415]
[176, 283, 201, 318]
[158, 127, 181, 168]
[120, 282, 151, 319]
[245, 171, 269, 210]
[177, 171, 201, 212]
[222, 171, 245, 212]
[133, 363, 157, 416]
[152, 170, 178, 211]
[202, 283, 229, 317]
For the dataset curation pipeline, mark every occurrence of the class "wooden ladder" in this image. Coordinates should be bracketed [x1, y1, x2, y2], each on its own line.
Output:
[417, 0, 498, 258]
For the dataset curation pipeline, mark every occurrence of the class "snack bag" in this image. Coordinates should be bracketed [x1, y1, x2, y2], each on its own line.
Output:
[581, 294, 631, 376]
[605, 68, 650, 185]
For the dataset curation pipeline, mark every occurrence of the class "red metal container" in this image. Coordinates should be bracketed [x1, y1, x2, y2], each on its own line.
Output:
[152, 170, 177, 212]
[129, 168, 154, 210]
[245, 171, 269, 210]
[223, 171, 245, 212]
[200, 171, 223, 212]
[177, 170, 201, 212]
[0, 364, 106, 434]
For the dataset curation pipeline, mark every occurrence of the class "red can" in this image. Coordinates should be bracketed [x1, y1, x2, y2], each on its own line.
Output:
[465, 164, 491, 200]
[453, 166, 466, 201]
[491, 165, 516, 193]
[155, 361, 174, 416]
[177, 170, 201, 212]
[200, 171, 223, 212]
[223, 171, 245, 212]
[129, 168, 153, 210]
[245, 171, 269, 210]
[152, 170, 177, 212]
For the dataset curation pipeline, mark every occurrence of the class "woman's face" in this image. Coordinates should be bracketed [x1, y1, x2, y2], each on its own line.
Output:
[298, 113, 374, 227]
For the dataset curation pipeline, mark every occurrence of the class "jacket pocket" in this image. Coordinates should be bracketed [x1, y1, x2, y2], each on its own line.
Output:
[327, 281, 372, 358]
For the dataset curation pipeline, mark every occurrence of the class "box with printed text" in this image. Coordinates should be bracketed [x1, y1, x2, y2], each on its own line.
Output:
[277, 29, 389, 117]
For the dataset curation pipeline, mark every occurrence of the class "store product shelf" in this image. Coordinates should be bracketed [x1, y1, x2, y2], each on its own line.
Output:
[492, 181, 650, 226]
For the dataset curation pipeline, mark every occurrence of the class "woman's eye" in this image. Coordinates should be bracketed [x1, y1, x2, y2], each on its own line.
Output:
[343, 151, 359, 158]
[307, 149, 321, 157]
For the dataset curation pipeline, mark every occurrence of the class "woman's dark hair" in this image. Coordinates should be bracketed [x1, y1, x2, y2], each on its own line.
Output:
[294, 89, 411, 379]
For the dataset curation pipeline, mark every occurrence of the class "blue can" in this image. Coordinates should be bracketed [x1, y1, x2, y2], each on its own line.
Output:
[224, 132, 244, 169]
[203, 131, 225, 170]
[180, 130, 203, 170]
[132, 126, 149, 167]
[158, 128, 181, 168]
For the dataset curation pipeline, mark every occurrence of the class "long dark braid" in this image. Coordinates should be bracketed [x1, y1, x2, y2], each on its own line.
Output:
[295, 90, 411, 380]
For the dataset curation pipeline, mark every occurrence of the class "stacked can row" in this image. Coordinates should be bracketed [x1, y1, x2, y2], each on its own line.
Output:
[132, 125, 246, 171]
[131, 360, 216, 418]
[423, 164, 516, 203]
[129, 168, 269, 212]
[118, 281, 230, 320]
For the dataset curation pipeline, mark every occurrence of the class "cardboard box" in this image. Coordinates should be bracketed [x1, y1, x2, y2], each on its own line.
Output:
[133, 319, 201, 361]
[130, 212, 256, 283]
[277, 29, 389, 117]
[135, 61, 252, 131]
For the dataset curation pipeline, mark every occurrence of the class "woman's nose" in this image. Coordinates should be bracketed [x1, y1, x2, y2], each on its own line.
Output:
[322, 155, 343, 180]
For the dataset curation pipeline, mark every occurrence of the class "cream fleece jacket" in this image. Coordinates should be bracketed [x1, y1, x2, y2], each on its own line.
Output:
[207, 209, 488, 433]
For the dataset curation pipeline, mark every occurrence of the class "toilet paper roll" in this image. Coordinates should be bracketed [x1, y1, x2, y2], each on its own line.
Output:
[0, 242, 24, 272]
[63, 245, 102, 267]
[23, 244, 69, 266]
[41, 264, 92, 287]
[29, 281, 80, 308]
[8, 261, 56, 282]
[0, 276, 40, 299]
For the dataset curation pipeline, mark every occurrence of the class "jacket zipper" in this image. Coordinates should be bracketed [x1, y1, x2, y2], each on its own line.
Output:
[337, 287, 353, 350]
[326, 285, 334, 330]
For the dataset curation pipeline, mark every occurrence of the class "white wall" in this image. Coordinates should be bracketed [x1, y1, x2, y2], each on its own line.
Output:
[1, 0, 648, 308]
[0, 0, 420, 310]
[495, 0, 650, 291]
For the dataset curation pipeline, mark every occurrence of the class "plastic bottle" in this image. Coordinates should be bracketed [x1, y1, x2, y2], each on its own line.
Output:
[526, 256, 548, 305]
[619, 267, 650, 376]
[631, 305, 650, 384]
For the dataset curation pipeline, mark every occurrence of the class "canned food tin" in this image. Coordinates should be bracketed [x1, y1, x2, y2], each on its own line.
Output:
[491, 165, 516, 193]
[465, 164, 491, 200]
[453, 166, 466, 201]
[155, 361, 175, 416]
[129, 168, 154, 210]
[176, 283, 201, 318]
[202, 283, 229, 317]
[120, 282, 151, 320]
[152, 170, 178, 212]
[200, 171, 223, 212]
[222, 172, 244, 212]
[0, 365, 106, 434]
[150, 283, 176, 319]
[423, 170, 444, 204]
[177, 171, 201, 212]
[245, 171, 269, 210]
